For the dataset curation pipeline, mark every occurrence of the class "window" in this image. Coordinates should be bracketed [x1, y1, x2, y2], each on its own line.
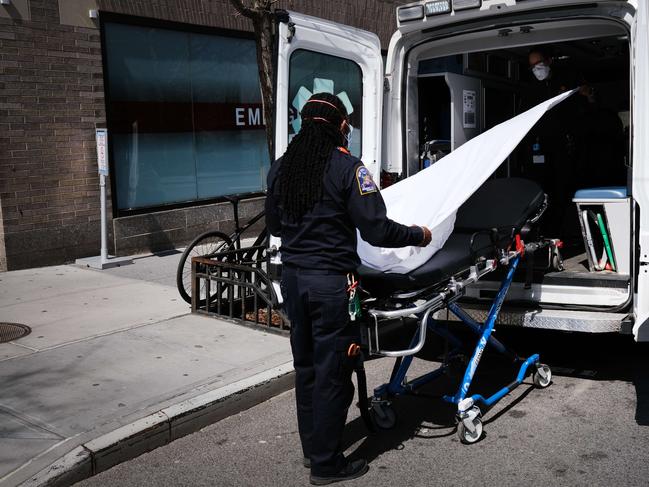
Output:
[103, 21, 269, 213]
[288, 50, 363, 157]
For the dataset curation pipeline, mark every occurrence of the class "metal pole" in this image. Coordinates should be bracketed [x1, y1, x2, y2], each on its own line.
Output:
[100, 173, 107, 264]
[75, 127, 130, 269]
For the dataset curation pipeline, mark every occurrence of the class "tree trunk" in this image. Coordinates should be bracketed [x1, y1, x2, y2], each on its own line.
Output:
[228, 0, 276, 162]
[252, 13, 275, 161]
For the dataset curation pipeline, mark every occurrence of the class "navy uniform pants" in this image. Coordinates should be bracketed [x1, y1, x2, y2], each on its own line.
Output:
[281, 266, 360, 476]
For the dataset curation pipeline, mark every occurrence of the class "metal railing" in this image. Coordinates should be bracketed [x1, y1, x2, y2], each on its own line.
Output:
[191, 245, 289, 333]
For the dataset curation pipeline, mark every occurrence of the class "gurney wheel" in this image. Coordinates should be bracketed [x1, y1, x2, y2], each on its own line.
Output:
[533, 364, 552, 388]
[457, 417, 483, 445]
[371, 403, 397, 430]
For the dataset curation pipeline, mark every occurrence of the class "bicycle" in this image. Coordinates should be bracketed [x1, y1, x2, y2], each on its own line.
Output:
[176, 195, 267, 305]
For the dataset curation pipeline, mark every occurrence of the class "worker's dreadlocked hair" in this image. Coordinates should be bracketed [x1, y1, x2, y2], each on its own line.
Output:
[279, 92, 348, 220]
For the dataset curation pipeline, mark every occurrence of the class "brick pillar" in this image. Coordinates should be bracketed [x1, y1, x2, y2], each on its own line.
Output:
[0, 200, 6, 271]
[0, 0, 108, 269]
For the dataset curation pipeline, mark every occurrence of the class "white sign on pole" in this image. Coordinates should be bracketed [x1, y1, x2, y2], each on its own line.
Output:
[96, 128, 109, 175]
[75, 126, 132, 269]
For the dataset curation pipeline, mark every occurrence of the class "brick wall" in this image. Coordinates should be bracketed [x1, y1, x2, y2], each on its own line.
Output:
[0, 0, 408, 270]
[0, 199, 6, 270]
[0, 0, 106, 269]
[93, 0, 409, 47]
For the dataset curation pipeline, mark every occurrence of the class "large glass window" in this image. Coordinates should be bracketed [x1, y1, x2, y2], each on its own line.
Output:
[103, 21, 269, 212]
[288, 50, 363, 157]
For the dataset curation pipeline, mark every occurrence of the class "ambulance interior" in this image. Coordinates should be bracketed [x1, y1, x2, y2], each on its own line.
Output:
[404, 29, 631, 310]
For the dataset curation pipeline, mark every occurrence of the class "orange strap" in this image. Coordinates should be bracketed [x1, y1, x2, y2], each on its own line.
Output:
[337, 146, 350, 155]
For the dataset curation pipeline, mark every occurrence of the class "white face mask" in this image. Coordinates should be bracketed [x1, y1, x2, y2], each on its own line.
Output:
[339, 119, 353, 146]
[344, 124, 354, 146]
[532, 63, 551, 81]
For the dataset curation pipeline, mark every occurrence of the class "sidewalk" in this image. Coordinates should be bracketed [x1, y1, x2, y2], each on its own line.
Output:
[0, 252, 293, 487]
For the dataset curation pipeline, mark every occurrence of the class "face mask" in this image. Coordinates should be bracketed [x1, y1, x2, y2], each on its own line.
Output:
[340, 122, 354, 147]
[344, 124, 354, 146]
[532, 63, 551, 81]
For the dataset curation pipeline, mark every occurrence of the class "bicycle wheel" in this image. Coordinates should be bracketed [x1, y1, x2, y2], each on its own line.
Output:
[176, 230, 234, 304]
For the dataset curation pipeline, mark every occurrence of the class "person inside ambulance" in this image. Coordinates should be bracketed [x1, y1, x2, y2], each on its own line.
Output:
[528, 46, 588, 98]
[523, 46, 627, 244]
[521, 46, 590, 241]
[265, 92, 432, 485]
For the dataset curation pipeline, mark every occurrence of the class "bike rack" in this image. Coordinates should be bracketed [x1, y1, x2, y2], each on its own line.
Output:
[191, 245, 290, 333]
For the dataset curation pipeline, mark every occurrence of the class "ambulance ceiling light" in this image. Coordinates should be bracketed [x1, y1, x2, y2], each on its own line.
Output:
[425, 1, 451, 16]
[453, 0, 482, 10]
[398, 5, 424, 22]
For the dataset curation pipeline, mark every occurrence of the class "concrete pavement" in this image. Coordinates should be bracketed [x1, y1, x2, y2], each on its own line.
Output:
[3, 252, 649, 486]
[0, 252, 293, 487]
[78, 329, 649, 487]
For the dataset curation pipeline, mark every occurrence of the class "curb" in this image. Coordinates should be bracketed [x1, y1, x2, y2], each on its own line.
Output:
[20, 362, 295, 487]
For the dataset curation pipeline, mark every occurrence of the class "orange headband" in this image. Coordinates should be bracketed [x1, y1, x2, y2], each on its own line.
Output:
[303, 116, 331, 123]
[304, 99, 347, 119]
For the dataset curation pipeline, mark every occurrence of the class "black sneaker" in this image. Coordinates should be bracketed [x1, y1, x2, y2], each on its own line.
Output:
[303, 457, 311, 468]
[310, 459, 369, 485]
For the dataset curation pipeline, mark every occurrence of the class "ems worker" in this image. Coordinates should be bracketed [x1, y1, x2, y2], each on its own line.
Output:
[524, 46, 589, 240]
[265, 92, 432, 485]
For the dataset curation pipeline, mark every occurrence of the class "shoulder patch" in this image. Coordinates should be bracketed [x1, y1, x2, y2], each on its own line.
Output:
[356, 166, 377, 195]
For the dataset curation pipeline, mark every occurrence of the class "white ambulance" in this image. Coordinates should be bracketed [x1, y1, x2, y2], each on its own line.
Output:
[273, 1, 648, 340]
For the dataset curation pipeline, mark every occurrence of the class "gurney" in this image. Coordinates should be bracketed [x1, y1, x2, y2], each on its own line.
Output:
[355, 177, 557, 443]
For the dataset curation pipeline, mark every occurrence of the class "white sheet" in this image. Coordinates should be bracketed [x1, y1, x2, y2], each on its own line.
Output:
[357, 89, 578, 273]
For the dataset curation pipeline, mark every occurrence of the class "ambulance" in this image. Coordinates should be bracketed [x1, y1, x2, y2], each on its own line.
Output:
[273, 1, 649, 340]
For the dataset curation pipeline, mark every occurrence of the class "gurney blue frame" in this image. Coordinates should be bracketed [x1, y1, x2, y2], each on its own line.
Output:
[370, 253, 551, 443]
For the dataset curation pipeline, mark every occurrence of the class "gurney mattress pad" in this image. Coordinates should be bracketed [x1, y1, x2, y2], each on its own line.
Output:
[357, 178, 545, 294]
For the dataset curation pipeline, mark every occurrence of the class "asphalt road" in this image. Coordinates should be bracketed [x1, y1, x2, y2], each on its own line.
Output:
[78, 326, 649, 487]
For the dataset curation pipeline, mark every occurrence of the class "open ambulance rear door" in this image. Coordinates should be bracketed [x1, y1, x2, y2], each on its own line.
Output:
[274, 11, 384, 180]
[632, 0, 649, 341]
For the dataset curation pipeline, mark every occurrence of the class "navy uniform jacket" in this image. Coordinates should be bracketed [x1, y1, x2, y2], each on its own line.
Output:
[265, 147, 423, 273]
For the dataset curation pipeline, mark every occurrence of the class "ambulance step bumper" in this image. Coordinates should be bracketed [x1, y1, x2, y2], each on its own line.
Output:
[433, 305, 629, 333]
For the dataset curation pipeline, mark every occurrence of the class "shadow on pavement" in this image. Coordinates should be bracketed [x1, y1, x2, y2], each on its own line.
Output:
[495, 327, 649, 427]
[341, 324, 649, 463]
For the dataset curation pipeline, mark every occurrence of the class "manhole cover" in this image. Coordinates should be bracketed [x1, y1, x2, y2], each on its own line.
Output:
[0, 323, 31, 343]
